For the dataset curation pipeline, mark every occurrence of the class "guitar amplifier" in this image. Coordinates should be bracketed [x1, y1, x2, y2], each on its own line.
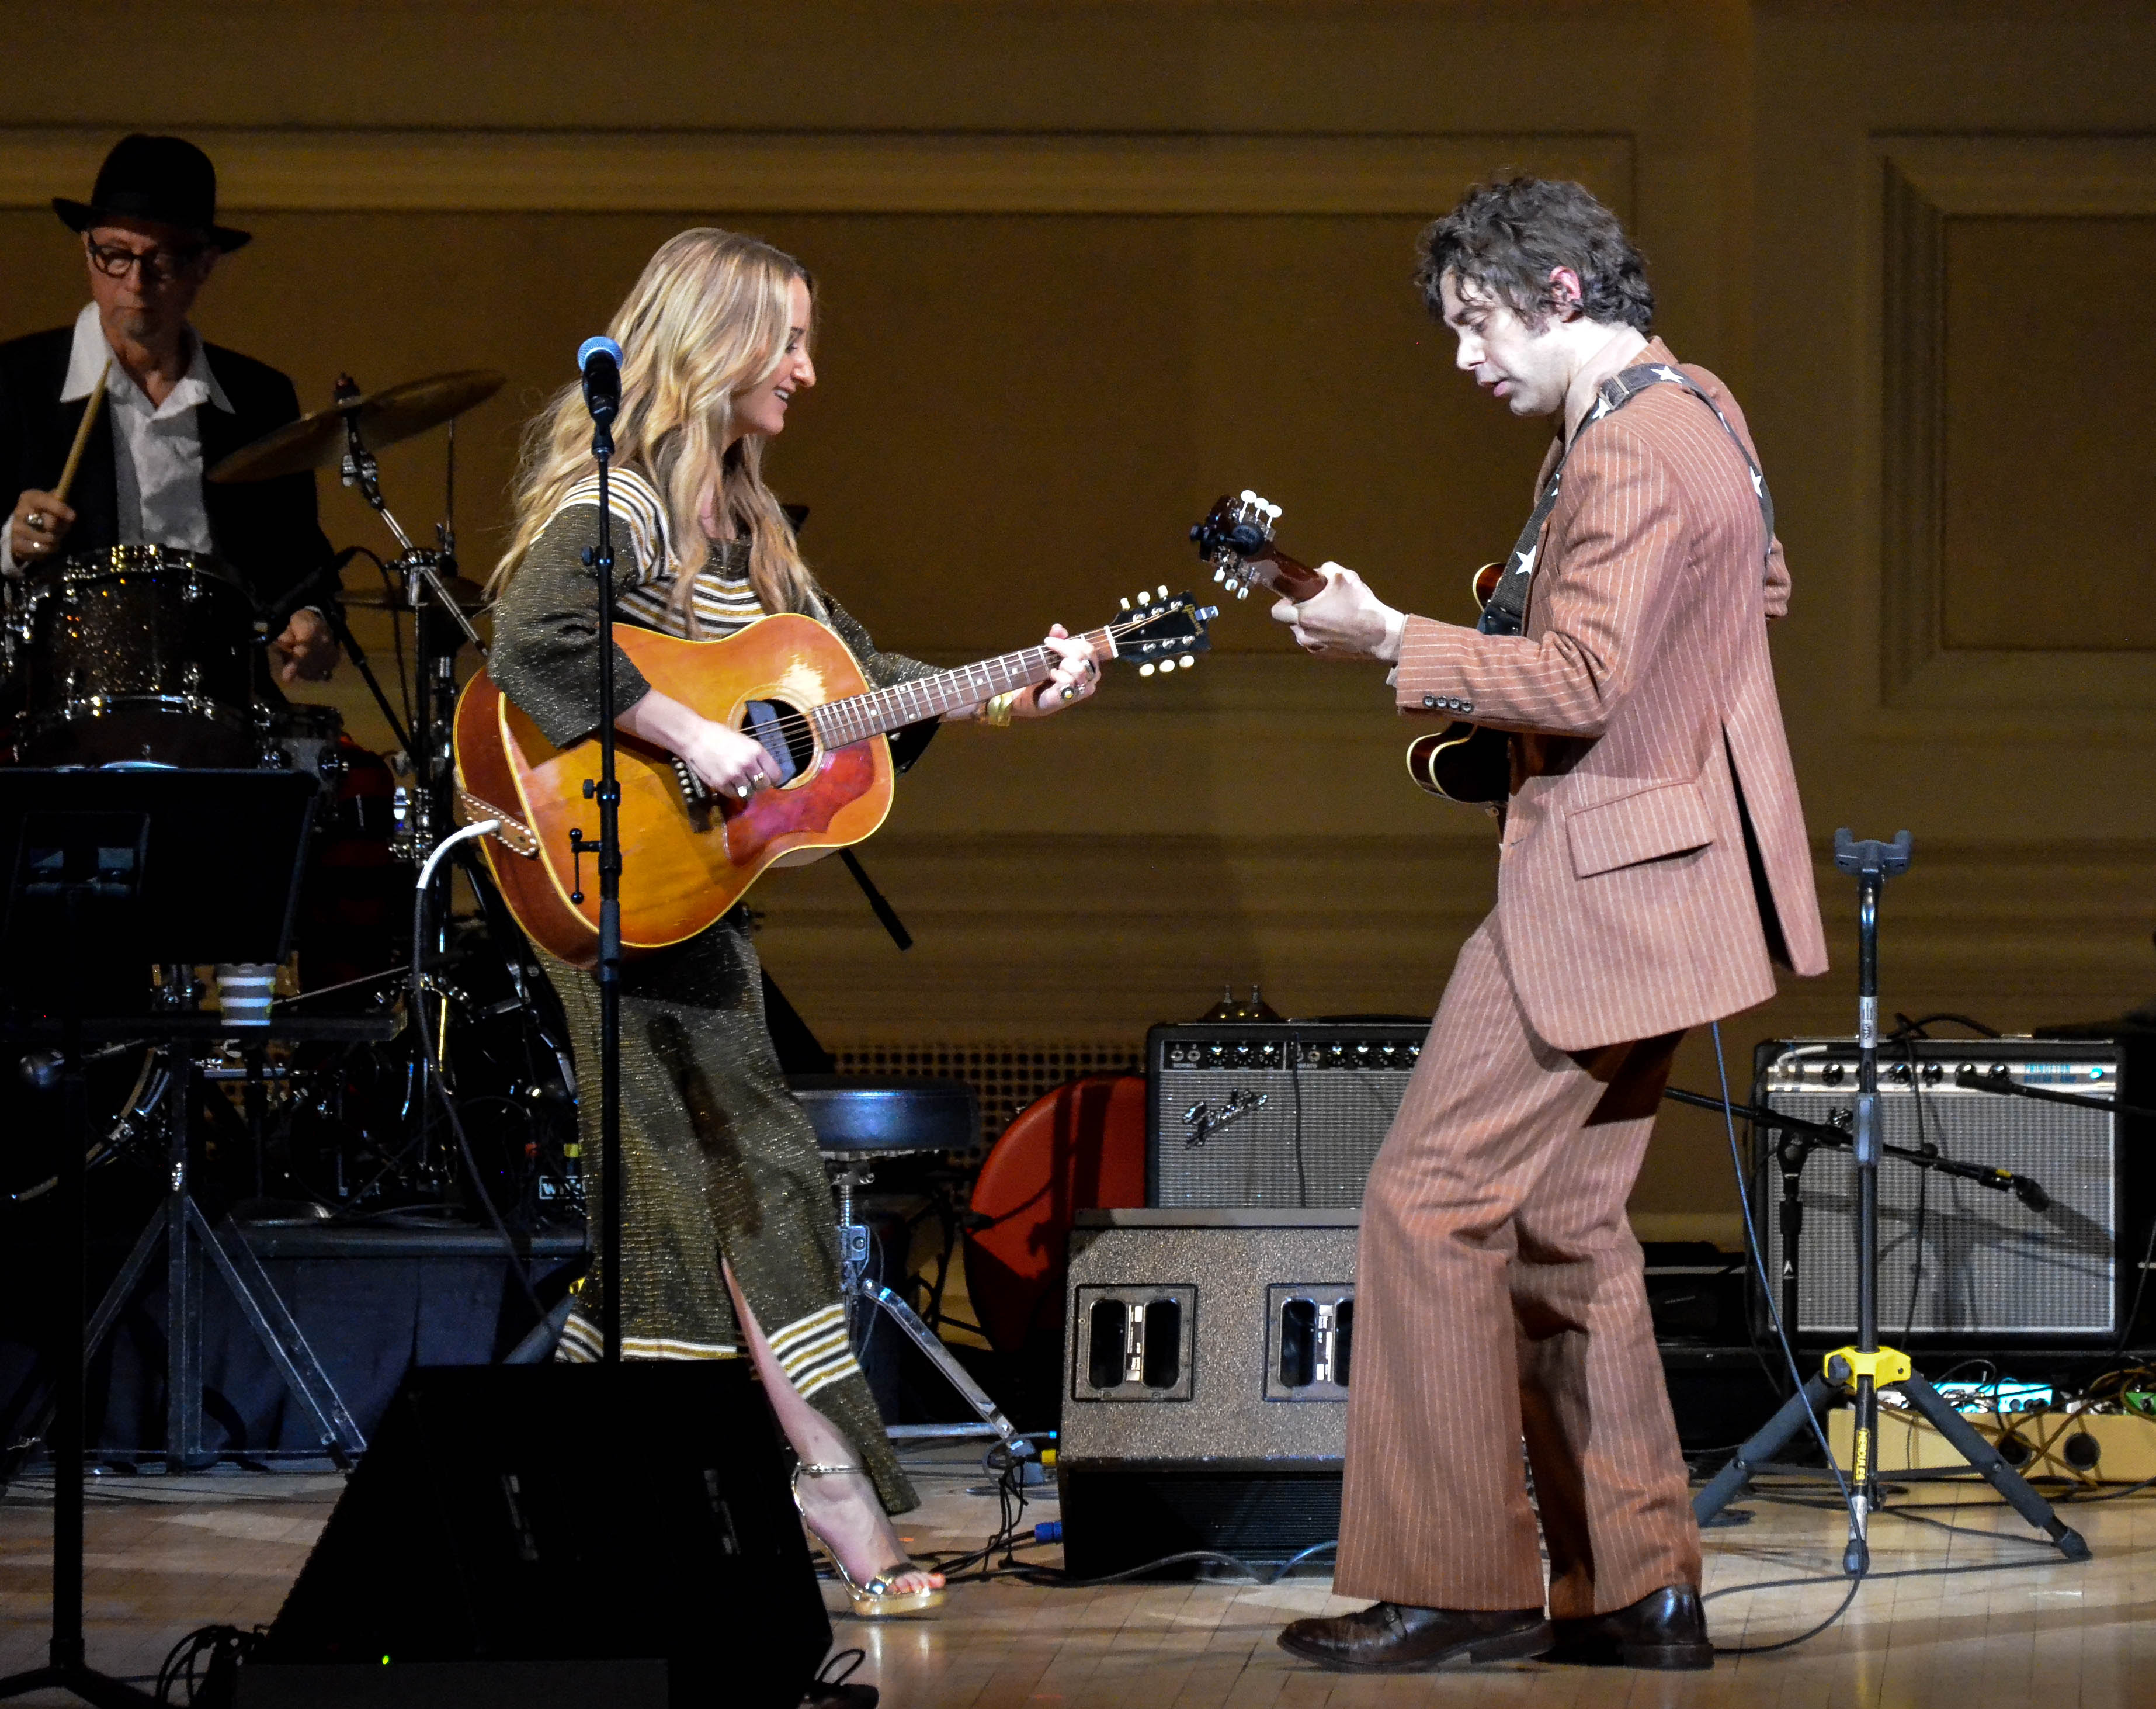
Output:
[1147, 1022, 1426, 1208]
[1755, 1037, 2127, 1343]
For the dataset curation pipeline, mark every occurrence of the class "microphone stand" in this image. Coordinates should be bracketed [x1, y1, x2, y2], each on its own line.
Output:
[582, 410, 625, 1363]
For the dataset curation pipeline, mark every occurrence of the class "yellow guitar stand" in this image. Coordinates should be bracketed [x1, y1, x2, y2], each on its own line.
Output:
[1693, 831, 2089, 1572]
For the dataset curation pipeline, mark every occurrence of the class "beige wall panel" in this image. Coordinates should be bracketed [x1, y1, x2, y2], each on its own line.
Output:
[1941, 214, 2156, 652]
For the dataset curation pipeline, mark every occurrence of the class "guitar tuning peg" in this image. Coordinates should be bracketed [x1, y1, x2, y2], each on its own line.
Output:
[1120, 597, 1131, 611]
[1213, 567, 1225, 583]
[1265, 503, 1282, 521]
[1240, 488, 1256, 503]
[1138, 662, 1156, 677]
[1179, 654, 1196, 669]
[1156, 584, 1168, 598]
[1236, 585, 1249, 599]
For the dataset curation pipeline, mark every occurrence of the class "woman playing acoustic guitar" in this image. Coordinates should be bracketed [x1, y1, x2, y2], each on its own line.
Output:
[487, 228, 1097, 1616]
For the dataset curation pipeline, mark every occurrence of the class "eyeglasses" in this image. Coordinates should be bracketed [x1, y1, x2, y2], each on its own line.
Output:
[85, 237, 203, 285]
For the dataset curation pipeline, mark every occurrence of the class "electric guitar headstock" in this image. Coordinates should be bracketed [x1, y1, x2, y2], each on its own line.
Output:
[1100, 587, 1217, 676]
[1189, 490, 1329, 603]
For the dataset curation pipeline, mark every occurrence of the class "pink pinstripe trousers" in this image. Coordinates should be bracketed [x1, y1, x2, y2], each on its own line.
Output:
[1334, 917, 1702, 1617]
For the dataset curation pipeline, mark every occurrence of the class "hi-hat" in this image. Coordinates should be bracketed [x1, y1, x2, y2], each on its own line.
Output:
[207, 369, 505, 484]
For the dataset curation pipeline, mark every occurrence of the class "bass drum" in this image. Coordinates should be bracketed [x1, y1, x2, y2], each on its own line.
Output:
[14, 545, 258, 767]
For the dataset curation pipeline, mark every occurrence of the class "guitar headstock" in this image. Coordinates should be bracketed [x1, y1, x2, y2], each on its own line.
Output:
[1189, 488, 1283, 599]
[1106, 587, 1217, 677]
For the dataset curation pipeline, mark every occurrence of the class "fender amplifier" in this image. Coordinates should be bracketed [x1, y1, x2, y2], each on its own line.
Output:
[1147, 1022, 1426, 1208]
[1755, 1037, 2128, 1343]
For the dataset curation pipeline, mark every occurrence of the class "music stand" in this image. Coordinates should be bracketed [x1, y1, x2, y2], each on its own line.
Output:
[0, 768, 317, 1709]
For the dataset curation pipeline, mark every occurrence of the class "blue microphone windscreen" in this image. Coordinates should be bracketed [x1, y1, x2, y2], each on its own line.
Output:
[578, 335, 623, 370]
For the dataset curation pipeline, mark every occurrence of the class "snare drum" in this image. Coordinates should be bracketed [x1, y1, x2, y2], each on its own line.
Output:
[16, 546, 258, 767]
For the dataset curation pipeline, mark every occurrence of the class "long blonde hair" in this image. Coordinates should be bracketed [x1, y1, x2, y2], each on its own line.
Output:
[493, 228, 817, 623]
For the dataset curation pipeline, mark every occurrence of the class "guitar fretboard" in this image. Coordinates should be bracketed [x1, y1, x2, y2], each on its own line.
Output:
[811, 626, 1116, 748]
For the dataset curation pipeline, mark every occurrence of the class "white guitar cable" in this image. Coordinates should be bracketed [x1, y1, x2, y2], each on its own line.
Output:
[408, 817, 550, 1332]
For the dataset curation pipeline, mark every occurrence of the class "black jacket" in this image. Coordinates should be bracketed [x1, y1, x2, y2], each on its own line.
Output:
[0, 324, 331, 612]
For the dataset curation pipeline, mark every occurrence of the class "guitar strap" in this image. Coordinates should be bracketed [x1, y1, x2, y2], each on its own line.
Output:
[1479, 359, 1776, 638]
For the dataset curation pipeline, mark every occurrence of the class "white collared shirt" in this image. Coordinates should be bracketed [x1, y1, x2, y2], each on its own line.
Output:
[1, 303, 232, 572]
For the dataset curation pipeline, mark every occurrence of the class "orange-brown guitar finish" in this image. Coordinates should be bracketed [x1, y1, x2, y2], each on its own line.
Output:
[454, 613, 893, 969]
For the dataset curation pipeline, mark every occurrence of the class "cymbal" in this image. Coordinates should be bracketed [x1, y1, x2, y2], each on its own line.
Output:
[208, 369, 506, 484]
[341, 571, 492, 611]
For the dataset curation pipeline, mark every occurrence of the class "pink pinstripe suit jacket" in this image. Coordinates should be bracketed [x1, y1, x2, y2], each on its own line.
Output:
[1395, 338, 1827, 1052]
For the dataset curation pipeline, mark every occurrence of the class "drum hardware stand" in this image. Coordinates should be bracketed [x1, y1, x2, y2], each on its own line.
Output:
[1692, 830, 2089, 1570]
[335, 377, 497, 1198]
[828, 1159, 1022, 1449]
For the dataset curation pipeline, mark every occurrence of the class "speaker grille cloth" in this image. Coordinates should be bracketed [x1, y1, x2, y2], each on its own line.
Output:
[1762, 1082, 2116, 1338]
[1152, 1069, 1411, 1207]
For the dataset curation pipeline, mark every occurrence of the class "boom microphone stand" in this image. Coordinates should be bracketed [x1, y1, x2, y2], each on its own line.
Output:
[1693, 830, 2089, 1569]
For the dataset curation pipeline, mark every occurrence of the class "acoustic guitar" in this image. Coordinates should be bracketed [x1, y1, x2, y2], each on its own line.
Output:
[1190, 490, 1510, 808]
[456, 591, 1216, 968]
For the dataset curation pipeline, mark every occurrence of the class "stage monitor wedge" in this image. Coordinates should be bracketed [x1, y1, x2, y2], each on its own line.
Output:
[246, 1361, 829, 1709]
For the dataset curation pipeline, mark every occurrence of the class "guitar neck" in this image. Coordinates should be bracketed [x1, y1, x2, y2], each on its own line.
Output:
[1245, 546, 1328, 602]
[812, 625, 1115, 747]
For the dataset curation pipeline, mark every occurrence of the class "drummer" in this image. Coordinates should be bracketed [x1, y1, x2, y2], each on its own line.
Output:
[0, 133, 337, 684]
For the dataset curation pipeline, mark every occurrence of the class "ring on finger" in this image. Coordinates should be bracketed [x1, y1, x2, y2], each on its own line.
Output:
[25, 511, 46, 531]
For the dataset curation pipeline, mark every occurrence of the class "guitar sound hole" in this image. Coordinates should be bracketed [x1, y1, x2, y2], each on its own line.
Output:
[742, 699, 818, 784]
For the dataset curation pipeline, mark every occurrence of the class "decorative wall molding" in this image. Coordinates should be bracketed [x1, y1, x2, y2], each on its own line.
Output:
[0, 127, 1632, 217]
[1877, 134, 2156, 717]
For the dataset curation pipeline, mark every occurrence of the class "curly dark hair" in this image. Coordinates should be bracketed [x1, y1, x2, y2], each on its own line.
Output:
[1415, 177, 1654, 333]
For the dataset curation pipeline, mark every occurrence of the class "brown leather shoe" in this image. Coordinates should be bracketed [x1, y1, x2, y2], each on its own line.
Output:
[1278, 1603, 1553, 1672]
[1548, 1585, 1713, 1670]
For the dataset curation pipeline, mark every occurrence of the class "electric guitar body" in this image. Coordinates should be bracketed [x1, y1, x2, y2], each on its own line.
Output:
[1402, 559, 1511, 809]
[457, 595, 1216, 968]
[1191, 490, 1512, 809]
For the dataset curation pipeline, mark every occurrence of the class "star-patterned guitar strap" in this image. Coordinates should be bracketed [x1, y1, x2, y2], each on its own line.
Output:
[1478, 360, 1776, 639]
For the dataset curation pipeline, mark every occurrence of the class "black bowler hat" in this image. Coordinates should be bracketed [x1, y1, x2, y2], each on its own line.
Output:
[53, 133, 251, 253]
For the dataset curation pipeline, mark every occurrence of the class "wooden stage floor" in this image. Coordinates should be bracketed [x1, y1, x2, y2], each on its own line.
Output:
[4, 1445, 2152, 1706]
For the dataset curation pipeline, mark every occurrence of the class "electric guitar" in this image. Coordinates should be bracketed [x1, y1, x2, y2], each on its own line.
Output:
[1191, 490, 1510, 807]
[456, 590, 1216, 967]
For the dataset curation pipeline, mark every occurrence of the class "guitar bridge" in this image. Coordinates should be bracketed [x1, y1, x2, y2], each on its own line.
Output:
[673, 756, 717, 833]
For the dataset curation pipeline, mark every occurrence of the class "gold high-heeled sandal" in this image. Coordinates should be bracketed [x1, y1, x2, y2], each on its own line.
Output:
[792, 1462, 946, 1618]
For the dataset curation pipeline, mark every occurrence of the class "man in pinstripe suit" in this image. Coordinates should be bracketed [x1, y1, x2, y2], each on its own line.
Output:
[1273, 178, 1827, 1673]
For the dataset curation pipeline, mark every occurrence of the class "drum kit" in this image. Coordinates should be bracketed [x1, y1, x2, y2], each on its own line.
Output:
[1, 368, 579, 1224]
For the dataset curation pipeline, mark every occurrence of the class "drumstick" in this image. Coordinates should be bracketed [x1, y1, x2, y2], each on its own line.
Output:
[54, 360, 111, 505]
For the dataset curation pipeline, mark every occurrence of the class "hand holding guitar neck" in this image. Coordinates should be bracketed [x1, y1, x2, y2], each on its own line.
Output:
[1190, 490, 1329, 602]
[1192, 487, 1512, 808]
[1193, 488, 1402, 660]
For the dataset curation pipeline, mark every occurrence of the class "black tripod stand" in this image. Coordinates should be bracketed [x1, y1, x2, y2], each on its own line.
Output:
[1693, 829, 2089, 1572]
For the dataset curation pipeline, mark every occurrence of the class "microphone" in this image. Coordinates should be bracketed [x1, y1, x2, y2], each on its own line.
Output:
[578, 335, 622, 425]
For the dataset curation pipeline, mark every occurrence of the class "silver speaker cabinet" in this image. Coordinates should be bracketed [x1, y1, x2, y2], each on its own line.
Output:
[1756, 1038, 2124, 1343]
[1056, 1209, 1358, 1578]
[1147, 1022, 1426, 1208]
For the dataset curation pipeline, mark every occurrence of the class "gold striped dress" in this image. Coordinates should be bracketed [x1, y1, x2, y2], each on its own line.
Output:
[488, 467, 939, 1513]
